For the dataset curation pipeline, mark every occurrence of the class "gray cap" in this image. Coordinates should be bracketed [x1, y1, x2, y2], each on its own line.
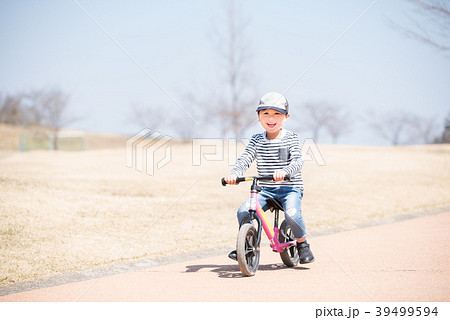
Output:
[256, 92, 289, 114]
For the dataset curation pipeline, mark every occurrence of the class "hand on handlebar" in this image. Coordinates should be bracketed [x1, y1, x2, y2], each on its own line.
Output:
[273, 170, 288, 182]
[224, 174, 238, 185]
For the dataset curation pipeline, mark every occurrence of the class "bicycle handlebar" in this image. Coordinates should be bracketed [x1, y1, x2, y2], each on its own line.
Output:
[221, 175, 291, 186]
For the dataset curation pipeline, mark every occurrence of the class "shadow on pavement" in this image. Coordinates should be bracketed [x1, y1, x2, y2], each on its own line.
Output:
[185, 263, 309, 278]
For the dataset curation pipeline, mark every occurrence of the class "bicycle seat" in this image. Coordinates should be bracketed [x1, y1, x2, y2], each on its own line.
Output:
[266, 198, 284, 212]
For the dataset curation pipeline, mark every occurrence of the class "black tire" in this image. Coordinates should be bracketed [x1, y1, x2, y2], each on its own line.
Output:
[279, 220, 299, 267]
[236, 223, 260, 276]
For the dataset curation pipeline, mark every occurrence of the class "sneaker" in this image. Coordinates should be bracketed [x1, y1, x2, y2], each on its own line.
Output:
[228, 250, 237, 261]
[297, 241, 315, 264]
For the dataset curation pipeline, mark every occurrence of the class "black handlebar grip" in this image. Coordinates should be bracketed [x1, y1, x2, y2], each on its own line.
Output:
[221, 177, 247, 186]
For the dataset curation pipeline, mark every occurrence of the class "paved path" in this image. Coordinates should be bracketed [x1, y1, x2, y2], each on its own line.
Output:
[1, 212, 449, 302]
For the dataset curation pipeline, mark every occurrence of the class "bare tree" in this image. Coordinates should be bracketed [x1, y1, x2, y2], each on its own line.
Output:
[212, 0, 257, 137]
[39, 89, 74, 150]
[1, 89, 78, 149]
[169, 92, 202, 140]
[302, 101, 346, 142]
[129, 103, 169, 132]
[404, 113, 440, 144]
[441, 112, 450, 142]
[368, 110, 413, 145]
[1, 90, 55, 127]
[369, 110, 442, 145]
[0, 93, 24, 125]
[22, 89, 47, 126]
[390, 0, 450, 55]
[324, 106, 353, 143]
[129, 98, 202, 141]
[301, 101, 352, 143]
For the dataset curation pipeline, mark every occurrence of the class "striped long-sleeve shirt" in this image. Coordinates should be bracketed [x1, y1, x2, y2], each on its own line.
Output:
[230, 129, 304, 188]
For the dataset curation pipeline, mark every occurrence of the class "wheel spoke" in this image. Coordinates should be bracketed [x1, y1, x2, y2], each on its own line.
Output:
[246, 231, 256, 266]
[289, 246, 296, 257]
[247, 234, 254, 245]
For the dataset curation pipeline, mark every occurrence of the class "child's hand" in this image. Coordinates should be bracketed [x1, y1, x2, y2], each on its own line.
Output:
[273, 170, 287, 182]
[224, 174, 238, 185]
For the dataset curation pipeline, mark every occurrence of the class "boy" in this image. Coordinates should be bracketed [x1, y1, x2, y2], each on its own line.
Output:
[224, 92, 314, 264]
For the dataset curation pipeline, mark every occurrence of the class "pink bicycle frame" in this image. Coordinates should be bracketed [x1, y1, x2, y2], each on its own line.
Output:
[248, 190, 297, 253]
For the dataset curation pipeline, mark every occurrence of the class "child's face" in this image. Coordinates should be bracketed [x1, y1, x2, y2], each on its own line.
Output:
[258, 108, 289, 134]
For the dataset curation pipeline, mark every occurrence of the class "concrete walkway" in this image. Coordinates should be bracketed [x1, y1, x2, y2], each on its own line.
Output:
[1, 212, 449, 302]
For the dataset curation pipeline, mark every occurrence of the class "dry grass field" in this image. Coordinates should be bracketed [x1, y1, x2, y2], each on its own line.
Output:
[1, 126, 449, 285]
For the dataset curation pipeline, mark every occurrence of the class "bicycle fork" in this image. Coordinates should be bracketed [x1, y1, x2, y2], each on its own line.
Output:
[241, 190, 263, 253]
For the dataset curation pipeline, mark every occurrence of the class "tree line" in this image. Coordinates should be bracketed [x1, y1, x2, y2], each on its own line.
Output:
[301, 102, 448, 145]
[2, 89, 449, 146]
[0, 88, 75, 149]
[132, 99, 449, 145]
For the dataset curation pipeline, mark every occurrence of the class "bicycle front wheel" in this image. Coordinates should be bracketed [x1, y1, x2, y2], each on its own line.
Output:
[236, 223, 260, 276]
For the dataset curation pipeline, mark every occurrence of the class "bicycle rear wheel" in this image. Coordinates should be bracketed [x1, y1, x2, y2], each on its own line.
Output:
[279, 220, 299, 267]
[236, 223, 260, 276]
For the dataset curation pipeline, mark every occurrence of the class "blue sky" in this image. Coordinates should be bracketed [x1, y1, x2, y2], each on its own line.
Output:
[1, 0, 449, 144]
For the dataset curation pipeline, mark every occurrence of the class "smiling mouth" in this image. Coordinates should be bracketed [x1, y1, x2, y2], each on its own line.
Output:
[267, 123, 276, 128]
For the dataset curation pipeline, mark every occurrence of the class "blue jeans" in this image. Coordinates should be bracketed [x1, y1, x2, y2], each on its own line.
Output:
[237, 187, 307, 239]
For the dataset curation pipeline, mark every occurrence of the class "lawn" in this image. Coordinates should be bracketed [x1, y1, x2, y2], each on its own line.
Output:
[1, 135, 449, 285]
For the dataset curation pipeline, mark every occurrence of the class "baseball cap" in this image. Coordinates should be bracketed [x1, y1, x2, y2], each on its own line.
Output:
[256, 92, 289, 114]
